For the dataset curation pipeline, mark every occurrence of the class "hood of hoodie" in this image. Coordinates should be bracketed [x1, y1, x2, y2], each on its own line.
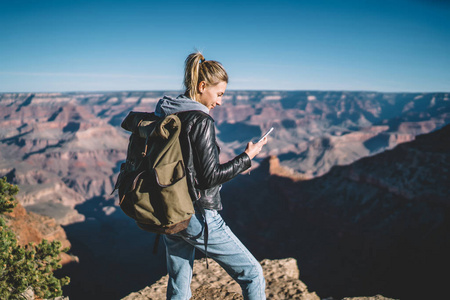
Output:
[155, 94, 209, 117]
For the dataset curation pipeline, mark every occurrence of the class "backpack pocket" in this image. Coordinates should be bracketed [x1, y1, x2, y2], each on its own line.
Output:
[154, 160, 186, 187]
[153, 160, 194, 226]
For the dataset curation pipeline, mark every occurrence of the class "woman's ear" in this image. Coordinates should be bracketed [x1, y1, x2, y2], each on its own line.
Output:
[198, 81, 206, 93]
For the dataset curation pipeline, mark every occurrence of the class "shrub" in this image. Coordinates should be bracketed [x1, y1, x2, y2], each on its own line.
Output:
[0, 177, 70, 299]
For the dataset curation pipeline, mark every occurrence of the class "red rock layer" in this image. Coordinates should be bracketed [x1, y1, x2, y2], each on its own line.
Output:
[4, 202, 76, 265]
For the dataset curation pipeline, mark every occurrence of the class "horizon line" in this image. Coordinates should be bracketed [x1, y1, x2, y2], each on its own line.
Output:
[1, 89, 449, 95]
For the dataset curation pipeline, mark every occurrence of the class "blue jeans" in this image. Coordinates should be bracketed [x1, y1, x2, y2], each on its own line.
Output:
[163, 209, 266, 300]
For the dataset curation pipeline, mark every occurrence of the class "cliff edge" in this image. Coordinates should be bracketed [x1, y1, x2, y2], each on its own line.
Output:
[122, 258, 395, 300]
[123, 258, 318, 300]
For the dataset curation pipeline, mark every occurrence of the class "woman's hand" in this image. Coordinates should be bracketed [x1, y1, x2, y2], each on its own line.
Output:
[244, 137, 268, 160]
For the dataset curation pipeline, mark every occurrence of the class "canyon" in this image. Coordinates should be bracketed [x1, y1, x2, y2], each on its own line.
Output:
[1, 91, 449, 299]
[220, 124, 450, 299]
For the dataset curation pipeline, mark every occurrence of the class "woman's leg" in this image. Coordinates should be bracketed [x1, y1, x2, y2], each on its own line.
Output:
[164, 234, 195, 300]
[178, 209, 266, 300]
[163, 210, 205, 300]
[204, 209, 266, 300]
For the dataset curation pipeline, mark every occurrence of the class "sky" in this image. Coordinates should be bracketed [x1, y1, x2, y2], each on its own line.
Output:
[1, 0, 449, 93]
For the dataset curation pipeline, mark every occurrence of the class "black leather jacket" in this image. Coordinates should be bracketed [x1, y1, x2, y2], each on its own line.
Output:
[177, 110, 251, 210]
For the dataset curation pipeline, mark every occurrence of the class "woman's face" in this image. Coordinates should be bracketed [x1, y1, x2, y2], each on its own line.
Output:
[197, 81, 227, 111]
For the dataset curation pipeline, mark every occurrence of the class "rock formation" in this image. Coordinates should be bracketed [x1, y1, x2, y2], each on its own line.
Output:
[123, 258, 396, 300]
[212, 91, 450, 177]
[123, 258, 318, 300]
[4, 201, 77, 265]
[0, 93, 128, 224]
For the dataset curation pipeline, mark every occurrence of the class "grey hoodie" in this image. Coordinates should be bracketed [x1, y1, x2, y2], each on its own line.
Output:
[155, 94, 209, 117]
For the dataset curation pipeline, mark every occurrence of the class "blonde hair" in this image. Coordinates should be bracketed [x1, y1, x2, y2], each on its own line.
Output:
[184, 52, 228, 102]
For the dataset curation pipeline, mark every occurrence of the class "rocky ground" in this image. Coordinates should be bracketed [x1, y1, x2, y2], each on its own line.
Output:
[122, 258, 395, 300]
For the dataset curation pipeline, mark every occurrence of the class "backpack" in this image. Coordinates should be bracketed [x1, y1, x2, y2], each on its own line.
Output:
[113, 112, 195, 235]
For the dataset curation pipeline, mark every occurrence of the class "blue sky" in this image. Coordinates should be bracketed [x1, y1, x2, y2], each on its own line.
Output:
[1, 0, 449, 93]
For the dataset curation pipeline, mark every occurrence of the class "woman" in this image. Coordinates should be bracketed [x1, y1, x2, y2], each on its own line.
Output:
[155, 52, 267, 300]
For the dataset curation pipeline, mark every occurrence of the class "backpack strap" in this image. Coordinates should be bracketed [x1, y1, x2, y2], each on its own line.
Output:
[153, 234, 160, 255]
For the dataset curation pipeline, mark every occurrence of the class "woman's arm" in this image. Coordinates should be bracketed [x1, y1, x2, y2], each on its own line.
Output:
[190, 117, 251, 189]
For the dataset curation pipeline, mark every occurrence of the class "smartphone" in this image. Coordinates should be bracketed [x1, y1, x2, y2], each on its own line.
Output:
[257, 127, 274, 143]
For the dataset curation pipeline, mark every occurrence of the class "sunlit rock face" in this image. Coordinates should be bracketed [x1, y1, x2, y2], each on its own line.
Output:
[123, 258, 321, 300]
[123, 257, 397, 300]
[4, 201, 77, 265]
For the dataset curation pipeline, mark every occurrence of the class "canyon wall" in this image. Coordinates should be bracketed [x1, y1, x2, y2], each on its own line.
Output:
[1, 91, 449, 299]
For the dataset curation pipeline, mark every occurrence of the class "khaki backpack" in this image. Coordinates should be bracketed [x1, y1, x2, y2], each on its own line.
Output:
[113, 112, 194, 235]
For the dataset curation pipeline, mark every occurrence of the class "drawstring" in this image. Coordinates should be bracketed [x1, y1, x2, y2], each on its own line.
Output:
[204, 215, 209, 269]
